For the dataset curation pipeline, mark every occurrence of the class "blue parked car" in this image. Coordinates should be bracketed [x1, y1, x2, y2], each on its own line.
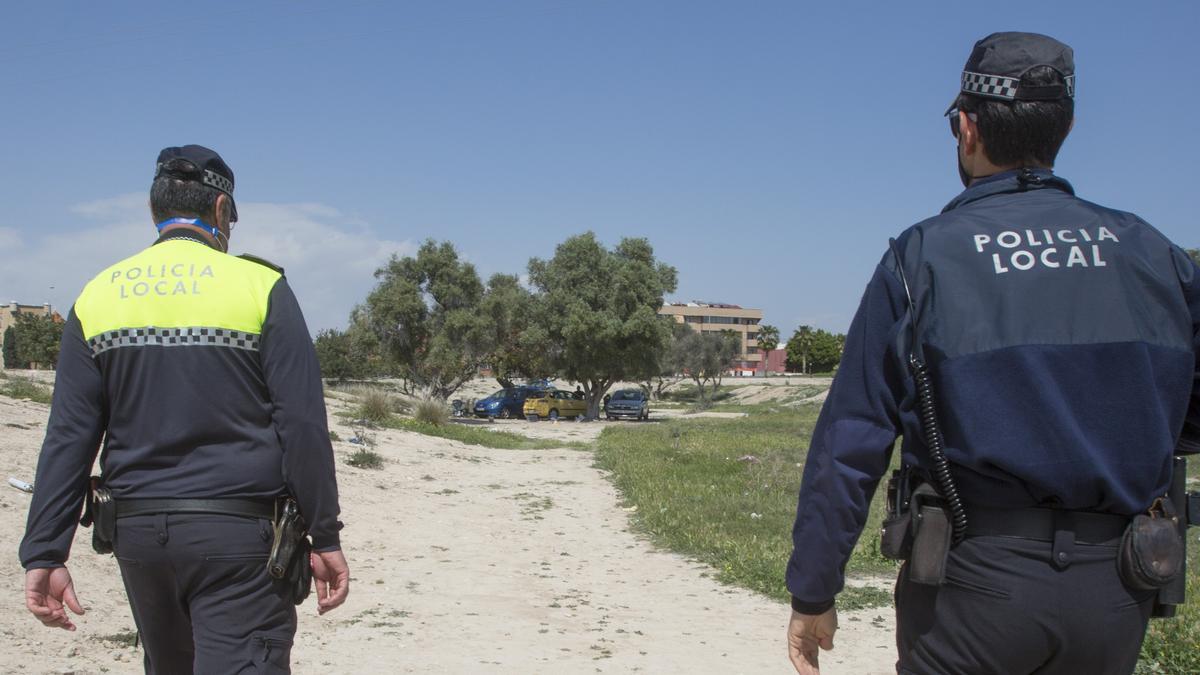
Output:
[473, 386, 538, 419]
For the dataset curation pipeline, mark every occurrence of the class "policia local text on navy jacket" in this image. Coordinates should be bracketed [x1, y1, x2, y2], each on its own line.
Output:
[19, 229, 343, 569]
[787, 169, 1200, 613]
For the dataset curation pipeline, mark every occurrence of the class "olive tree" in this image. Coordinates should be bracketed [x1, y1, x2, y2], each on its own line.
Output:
[679, 328, 740, 405]
[527, 233, 677, 419]
[355, 240, 493, 400]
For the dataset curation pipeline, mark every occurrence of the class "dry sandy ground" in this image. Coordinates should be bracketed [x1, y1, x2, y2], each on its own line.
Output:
[0, 382, 896, 674]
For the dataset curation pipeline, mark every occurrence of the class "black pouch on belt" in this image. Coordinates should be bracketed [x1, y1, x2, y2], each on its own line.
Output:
[880, 469, 917, 561]
[1118, 497, 1184, 591]
[908, 484, 952, 586]
[268, 498, 313, 605]
[78, 476, 115, 554]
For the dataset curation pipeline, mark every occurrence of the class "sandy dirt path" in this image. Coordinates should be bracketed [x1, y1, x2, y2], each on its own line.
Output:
[0, 389, 896, 674]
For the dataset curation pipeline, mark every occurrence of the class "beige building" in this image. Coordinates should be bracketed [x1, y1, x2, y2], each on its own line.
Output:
[659, 301, 764, 372]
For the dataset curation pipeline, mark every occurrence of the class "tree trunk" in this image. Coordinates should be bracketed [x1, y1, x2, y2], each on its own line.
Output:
[584, 378, 611, 420]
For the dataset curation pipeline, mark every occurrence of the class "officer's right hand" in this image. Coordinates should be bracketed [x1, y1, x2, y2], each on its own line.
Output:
[25, 566, 85, 631]
[787, 607, 837, 674]
[310, 549, 350, 615]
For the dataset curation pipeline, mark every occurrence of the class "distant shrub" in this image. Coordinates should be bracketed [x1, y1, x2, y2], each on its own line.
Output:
[346, 448, 384, 470]
[414, 398, 449, 427]
[357, 389, 396, 425]
[328, 430, 341, 442]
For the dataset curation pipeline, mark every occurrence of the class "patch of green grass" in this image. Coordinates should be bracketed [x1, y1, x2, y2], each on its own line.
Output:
[0, 374, 53, 405]
[838, 586, 895, 611]
[95, 630, 139, 648]
[346, 448, 384, 470]
[594, 409, 898, 608]
[328, 430, 341, 442]
[383, 417, 589, 450]
[511, 492, 554, 519]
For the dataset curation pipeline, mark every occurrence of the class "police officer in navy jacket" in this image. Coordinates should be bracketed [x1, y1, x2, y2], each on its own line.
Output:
[20, 145, 350, 674]
[785, 33, 1200, 674]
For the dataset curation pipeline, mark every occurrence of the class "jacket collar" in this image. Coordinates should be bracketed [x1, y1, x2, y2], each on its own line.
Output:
[941, 168, 1074, 213]
[154, 228, 220, 250]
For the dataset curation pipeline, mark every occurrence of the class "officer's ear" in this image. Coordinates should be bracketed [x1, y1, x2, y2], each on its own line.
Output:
[214, 193, 231, 230]
[958, 110, 982, 157]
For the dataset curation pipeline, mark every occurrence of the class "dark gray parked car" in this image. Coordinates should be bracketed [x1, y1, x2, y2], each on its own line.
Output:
[605, 389, 649, 421]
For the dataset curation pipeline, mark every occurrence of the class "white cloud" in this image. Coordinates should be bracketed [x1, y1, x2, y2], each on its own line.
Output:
[0, 194, 412, 333]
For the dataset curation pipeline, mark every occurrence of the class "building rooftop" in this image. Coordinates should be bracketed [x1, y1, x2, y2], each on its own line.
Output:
[664, 301, 747, 309]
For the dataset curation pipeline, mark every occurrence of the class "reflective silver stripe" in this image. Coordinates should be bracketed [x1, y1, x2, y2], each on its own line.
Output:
[202, 169, 234, 195]
[962, 71, 1075, 100]
[961, 71, 1019, 99]
[87, 326, 260, 356]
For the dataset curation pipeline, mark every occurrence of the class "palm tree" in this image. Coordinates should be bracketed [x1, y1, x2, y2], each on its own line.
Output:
[790, 325, 814, 374]
[756, 324, 779, 376]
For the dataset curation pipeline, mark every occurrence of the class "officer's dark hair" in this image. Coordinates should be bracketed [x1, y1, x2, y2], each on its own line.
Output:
[149, 169, 230, 225]
[958, 66, 1074, 168]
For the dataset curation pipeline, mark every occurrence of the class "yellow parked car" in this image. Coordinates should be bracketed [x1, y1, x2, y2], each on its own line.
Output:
[523, 389, 587, 421]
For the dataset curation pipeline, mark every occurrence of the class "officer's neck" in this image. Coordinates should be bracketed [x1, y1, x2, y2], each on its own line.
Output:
[158, 223, 225, 252]
[966, 146, 1052, 185]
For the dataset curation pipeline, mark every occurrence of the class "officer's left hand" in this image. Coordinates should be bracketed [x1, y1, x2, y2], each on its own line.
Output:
[25, 566, 85, 631]
[787, 607, 837, 674]
[310, 548, 350, 615]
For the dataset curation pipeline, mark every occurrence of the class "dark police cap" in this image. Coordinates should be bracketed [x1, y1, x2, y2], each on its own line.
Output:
[950, 32, 1074, 112]
[154, 144, 238, 222]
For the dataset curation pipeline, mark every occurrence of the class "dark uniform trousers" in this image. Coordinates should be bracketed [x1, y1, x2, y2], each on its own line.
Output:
[114, 513, 296, 674]
[895, 533, 1154, 675]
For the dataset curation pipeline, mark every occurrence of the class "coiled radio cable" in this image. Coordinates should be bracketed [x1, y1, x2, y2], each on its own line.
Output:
[889, 238, 969, 544]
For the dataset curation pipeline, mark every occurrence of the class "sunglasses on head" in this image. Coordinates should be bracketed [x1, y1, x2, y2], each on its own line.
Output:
[946, 107, 979, 139]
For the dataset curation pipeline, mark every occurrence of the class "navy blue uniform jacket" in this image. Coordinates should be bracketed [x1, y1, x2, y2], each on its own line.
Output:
[786, 170, 1200, 612]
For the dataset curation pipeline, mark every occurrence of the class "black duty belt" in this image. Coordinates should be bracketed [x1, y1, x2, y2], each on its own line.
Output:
[115, 498, 277, 520]
[967, 506, 1129, 546]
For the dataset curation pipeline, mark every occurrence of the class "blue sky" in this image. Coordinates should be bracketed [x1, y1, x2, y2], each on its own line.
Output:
[2, 1, 1196, 336]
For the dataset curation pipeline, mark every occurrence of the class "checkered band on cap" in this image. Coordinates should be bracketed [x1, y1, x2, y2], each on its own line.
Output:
[202, 170, 234, 195]
[88, 326, 260, 356]
[961, 71, 1075, 101]
[961, 71, 1019, 100]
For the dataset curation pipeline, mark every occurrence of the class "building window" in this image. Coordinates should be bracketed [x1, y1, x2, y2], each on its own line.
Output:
[746, 346, 759, 354]
[685, 315, 702, 323]
[746, 332, 758, 341]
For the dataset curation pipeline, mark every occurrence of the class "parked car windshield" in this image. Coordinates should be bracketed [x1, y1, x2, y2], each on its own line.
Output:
[490, 390, 512, 399]
[612, 390, 643, 401]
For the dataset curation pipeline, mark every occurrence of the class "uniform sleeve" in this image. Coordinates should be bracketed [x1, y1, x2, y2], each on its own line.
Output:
[786, 262, 908, 612]
[19, 309, 106, 569]
[1178, 251, 1200, 455]
[259, 279, 344, 550]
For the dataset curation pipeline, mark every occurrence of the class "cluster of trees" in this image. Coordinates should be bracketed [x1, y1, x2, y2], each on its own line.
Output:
[315, 233, 679, 417]
[645, 322, 742, 404]
[2, 314, 64, 370]
[314, 243, 1200, 407]
[785, 325, 845, 374]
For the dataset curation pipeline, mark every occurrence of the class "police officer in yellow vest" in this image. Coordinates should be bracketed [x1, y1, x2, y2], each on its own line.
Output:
[20, 145, 349, 673]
